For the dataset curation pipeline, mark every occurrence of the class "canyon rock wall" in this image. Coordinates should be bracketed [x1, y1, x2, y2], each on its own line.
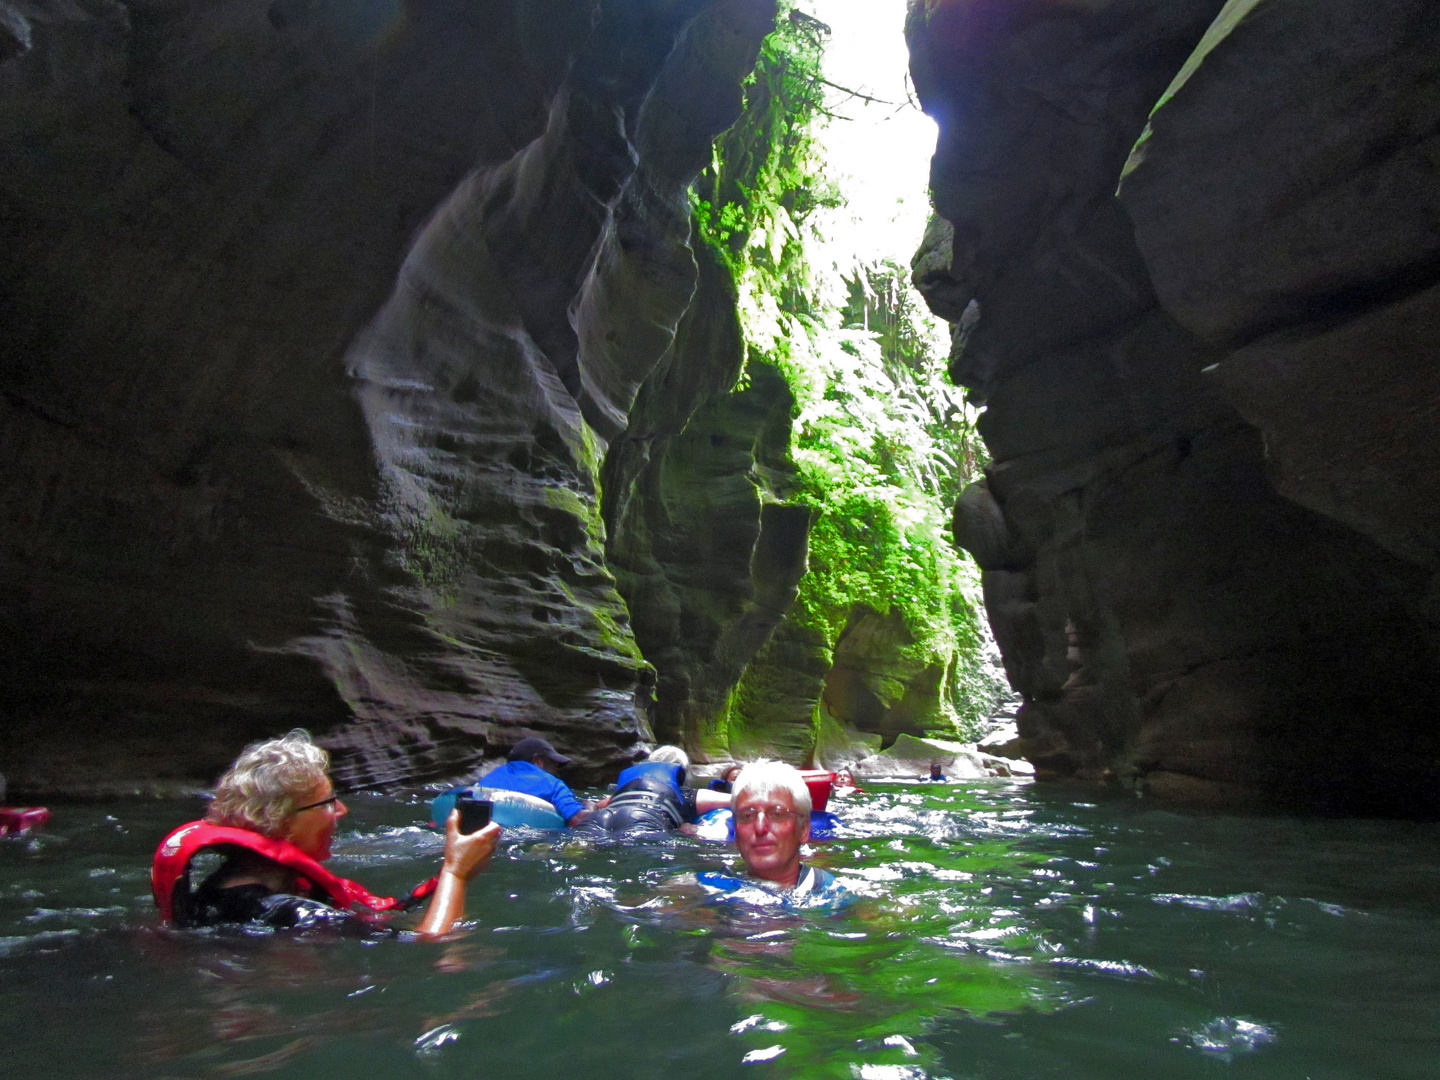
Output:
[910, 0, 1440, 813]
[0, 0, 784, 793]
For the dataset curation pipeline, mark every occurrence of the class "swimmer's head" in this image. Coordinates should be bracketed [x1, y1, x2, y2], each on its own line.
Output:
[731, 760, 812, 817]
[732, 760, 811, 886]
[206, 729, 331, 838]
[648, 745, 690, 769]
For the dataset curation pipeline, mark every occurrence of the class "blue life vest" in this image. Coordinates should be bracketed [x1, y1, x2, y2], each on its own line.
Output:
[696, 864, 850, 911]
[614, 760, 686, 800]
[595, 760, 691, 831]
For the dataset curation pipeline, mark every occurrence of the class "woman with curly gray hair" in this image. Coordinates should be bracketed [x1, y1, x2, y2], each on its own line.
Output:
[153, 730, 498, 934]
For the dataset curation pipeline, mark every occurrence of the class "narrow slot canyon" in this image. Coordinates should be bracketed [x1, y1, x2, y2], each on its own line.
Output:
[3, 0, 1436, 814]
[2, 3, 1440, 1077]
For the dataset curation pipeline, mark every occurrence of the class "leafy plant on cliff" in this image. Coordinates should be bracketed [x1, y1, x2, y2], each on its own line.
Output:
[694, 4, 999, 742]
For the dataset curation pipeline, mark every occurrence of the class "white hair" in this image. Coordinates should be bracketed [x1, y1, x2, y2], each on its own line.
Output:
[206, 729, 330, 837]
[732, 760, 811, 815]
[648, 745, 690, 768]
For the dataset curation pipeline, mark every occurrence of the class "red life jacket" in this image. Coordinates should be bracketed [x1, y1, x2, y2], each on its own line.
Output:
[151, 820, 436, 924]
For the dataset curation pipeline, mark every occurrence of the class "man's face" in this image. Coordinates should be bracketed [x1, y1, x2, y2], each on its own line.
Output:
[733, 787, 809, 885]
[532, 755, 560, 776]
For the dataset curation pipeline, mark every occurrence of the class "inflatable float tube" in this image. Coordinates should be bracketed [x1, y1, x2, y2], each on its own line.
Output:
[430, 787, 567, 831]
[0, 807, 49, 836]
[798, 770, 835, 812]
[694, 808, 842, 842]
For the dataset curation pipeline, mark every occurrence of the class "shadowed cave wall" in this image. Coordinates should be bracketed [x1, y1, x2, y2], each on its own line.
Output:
[909, 0, 1440, 814]
[0, 0, 796, 791]
[3, 0, 1437, 814]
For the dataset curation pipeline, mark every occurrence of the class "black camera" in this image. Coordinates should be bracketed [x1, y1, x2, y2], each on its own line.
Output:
[454, 792, 493, 834]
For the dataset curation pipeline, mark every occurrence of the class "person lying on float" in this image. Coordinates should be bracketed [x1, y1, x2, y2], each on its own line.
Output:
[695, 761, 849, 907]
[433, 737, 596, 830]
[153, 730, 499, 933]
[588, 745, 731, 834]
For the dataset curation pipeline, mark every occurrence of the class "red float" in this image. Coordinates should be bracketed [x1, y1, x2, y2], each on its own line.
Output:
[0, 807, 50, 835]
[798, 770, 835, 812]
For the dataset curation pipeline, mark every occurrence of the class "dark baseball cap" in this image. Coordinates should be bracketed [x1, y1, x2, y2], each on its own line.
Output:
[507, 737, 571, 766]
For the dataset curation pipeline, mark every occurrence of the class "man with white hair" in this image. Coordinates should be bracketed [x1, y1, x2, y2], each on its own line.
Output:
[589, 745, 731, 833]
[698, 760, 847, 903]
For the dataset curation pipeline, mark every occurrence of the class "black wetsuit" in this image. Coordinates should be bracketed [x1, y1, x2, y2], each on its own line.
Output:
[589, 762, 698, 833]
[182, 855, 356, 930]
[189, 880, 352, 929]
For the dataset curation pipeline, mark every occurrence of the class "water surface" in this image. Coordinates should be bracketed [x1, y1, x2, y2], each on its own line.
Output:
[2, 781, 1437, 1079]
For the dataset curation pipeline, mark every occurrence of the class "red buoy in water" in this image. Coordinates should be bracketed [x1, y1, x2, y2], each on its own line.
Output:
[798, 770, 835, 812]
[0, 807, 50, 835]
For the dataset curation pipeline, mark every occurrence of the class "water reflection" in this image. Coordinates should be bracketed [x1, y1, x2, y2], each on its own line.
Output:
[2, 785, 1439, 1079]
[646, 782, 1064, 1077]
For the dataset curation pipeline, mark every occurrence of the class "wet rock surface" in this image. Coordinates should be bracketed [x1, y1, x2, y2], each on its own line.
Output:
[7, 0, 1438, 816]
[0, 0, 784, 792]
[844, 732, 1032, 782]
[909, 0, 1440, 813]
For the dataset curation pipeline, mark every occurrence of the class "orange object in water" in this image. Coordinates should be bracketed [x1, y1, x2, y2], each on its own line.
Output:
[798, 770, 835, 812]
[0, 807, 50, 835]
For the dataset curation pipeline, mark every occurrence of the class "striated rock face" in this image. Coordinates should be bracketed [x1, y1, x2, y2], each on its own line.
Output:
[335, 0, 784, 787]
[1118, 0, 1440, 577]
[909, 0, 1440, 814]
[823, 605, 941, 748]
[0, 0, 783, 793]
[599, 242, 812, 757]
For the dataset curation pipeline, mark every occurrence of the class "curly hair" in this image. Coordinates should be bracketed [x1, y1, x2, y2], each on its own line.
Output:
[206, 729, 330, 837]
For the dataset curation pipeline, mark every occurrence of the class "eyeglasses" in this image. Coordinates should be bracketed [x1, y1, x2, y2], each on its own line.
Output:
[294, 794, 340, 813]
[734, 806, 803, 827]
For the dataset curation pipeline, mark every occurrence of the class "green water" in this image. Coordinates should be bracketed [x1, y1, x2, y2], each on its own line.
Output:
[2, 781, 1438, 1079]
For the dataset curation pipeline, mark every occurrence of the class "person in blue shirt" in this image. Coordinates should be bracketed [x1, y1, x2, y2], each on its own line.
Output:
[476, 738, 590, 826]
[589, 746, 730, 834]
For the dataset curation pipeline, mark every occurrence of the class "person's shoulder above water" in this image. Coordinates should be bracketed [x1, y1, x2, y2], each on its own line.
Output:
[793, 863, 846, 898]
[481, 760, 582, 816]
[479, 759, 540, 788]
[480, 738, 586, 825]
[695, 862, 851, 910]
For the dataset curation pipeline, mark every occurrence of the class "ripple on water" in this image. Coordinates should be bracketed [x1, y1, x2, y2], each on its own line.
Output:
[1178, 1016, 1279, 1061]
[2, 787, 1440, 1080]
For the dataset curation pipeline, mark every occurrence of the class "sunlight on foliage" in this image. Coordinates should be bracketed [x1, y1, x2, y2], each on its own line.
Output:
[693, 3, 999, 738]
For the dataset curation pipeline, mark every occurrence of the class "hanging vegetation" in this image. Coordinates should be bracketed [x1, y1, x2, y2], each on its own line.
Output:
[691, 3, 1003, 743]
